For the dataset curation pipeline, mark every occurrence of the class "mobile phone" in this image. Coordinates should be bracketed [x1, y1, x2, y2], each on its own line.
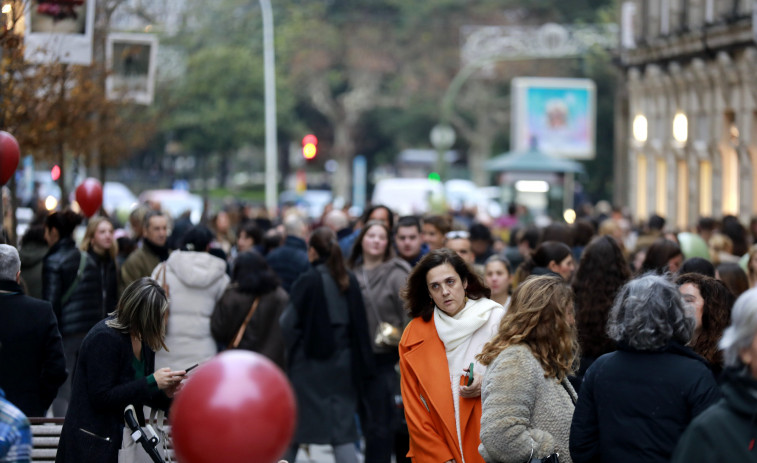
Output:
[184, 363, 199, 373]
[466, 362, 474, 386]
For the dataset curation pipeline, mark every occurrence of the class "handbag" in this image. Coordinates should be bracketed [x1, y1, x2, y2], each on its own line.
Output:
[361, 268, 402, 348]
[158, 262, 170, 298]
[527, 447, 560, 463]
[118, 407, 171, 463]
[228, 296, 261, 349]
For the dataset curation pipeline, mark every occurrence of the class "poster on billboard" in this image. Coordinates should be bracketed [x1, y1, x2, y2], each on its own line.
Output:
[106, 33, 158, 105]
[24, 0, 95, 65]
[511, 77, 596, 160]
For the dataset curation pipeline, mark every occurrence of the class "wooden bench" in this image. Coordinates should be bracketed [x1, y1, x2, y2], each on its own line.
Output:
[29, 417, 175, 462]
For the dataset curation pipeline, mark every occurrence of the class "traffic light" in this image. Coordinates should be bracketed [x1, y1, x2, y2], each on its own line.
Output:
[51, 165, 61, 181]
[302, 134, 318, 160]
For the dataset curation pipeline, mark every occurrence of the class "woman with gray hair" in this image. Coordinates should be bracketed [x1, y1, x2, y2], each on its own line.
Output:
[671, 287, 757, 462]
[570, 274, 720, 463]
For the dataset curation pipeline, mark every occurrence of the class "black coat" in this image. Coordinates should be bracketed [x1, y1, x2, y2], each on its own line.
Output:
[87, 248, 118, 317]
[570, 343, 721, 463]
[280, 264, 374, 444]
[672, 367, 757, 462]
[42, 237, 104, 336]
[265, 236, 310, 293]
[55, 319, 170, 463]
[0, 280, 67, 417]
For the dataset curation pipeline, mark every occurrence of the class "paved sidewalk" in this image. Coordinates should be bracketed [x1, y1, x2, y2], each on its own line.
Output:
[290, 444, 364, 463]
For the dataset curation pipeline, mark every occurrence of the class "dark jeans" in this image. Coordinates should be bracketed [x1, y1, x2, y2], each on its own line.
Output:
[363, 352, 399, 463]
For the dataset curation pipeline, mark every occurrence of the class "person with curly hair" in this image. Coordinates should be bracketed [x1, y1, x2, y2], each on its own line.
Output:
[571, 236, 631, 389]
[676, 272, 735, 375]
[399, 249, 504, 463]
[477, 275, 579, 463]
[570, 274, 720, 463]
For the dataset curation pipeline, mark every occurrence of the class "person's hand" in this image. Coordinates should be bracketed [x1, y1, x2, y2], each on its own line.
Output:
[459, 365, 482, 398]
[153, 367, 186, 392]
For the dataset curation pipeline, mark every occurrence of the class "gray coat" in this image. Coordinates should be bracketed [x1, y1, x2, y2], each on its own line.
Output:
[354, 257, 411, 353]
[280, 266, 363, 445]
[480, 344, 577, 463]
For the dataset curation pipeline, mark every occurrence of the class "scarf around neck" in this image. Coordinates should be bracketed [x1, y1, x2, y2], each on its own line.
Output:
[434, 297, 500, 352]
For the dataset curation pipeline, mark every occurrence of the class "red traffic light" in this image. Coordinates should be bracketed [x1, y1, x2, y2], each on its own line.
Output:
[302, 134, 318, 146]
[302, 134, 318, 160]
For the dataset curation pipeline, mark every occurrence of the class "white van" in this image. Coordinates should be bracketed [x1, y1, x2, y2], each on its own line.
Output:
[371, 178, 444, 216]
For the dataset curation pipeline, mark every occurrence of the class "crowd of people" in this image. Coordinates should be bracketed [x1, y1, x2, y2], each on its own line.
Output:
[2, 197, 757, 462]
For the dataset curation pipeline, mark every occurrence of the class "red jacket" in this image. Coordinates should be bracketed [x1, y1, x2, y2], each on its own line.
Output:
[399, 316, 485, 463]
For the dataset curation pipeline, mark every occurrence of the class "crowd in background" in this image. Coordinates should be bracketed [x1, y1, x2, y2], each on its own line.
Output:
[3, 194, 757, 462]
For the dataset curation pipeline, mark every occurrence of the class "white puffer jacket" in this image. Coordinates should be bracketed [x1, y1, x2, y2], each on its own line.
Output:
[153, 251, 230, 371]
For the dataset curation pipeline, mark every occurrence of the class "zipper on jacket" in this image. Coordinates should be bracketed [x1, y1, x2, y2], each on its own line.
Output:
[79, 428, 111, 442]
[420, 394, 430, 412]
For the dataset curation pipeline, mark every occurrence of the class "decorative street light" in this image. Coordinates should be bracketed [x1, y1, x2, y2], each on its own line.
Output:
[672, 111, 688, 146]
[632, 114, 648, 143]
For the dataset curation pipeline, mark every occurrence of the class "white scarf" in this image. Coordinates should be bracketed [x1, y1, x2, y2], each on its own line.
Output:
[434, 297, 503, 463]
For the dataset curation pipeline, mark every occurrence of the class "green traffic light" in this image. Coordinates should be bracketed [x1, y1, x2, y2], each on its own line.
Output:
[428, 172, 441, 182]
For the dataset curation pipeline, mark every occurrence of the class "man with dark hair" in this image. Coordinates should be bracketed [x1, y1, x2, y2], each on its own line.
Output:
[0, 244, 67, 417]
[395, 216, 427, 266]
[236, 221, 263, 254]
[119, 210, 169, 295]
[469, 222, 494, 265]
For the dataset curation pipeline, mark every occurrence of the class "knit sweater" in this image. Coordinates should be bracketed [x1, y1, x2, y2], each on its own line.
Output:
[480, 344, 577, 463]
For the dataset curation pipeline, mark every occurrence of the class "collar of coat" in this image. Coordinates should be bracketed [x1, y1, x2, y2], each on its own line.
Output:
[402, 316, 479, 454]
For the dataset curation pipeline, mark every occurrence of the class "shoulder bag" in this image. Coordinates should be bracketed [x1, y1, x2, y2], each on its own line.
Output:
[228, 296, 261, 349]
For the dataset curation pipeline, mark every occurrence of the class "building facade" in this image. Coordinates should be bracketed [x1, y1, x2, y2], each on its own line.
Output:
[618, 0, 757, 229]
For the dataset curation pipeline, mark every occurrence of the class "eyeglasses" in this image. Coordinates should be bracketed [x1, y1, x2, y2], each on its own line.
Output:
[445, 230, 470, 240]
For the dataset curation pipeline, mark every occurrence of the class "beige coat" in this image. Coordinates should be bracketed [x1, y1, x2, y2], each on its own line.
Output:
[479, 344, 577, 463]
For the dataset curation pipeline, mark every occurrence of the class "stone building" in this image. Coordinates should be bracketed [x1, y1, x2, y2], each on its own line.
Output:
[617, 0, 756, 229]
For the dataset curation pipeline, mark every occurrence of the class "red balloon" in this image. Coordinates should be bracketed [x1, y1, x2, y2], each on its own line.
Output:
[75, 178, 103, 218]
[0, 131, 20, 186]
[171, 351, 297, 463]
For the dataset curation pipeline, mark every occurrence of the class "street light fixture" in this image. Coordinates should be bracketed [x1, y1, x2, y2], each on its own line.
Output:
[672, 111, 688, 145]
[632, 114, 648, 143]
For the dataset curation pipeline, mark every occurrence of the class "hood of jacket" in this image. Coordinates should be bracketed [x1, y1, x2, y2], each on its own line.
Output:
[166, 251, 227, 289]
[19, 241, 48, 268]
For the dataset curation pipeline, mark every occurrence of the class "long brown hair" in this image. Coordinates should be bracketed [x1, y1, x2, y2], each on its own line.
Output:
[477, 275, 578, 380]
[401, 248, 490, 321]
[676, 272, 735, 368]
[309, 227, 349, 292]
[347, 220, 393, 268]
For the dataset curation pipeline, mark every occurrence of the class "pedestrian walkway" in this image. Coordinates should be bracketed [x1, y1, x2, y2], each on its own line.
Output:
[290, 444, 365, 463]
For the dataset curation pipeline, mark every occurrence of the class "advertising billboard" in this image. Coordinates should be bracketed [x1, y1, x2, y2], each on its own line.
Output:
[511, 77, 596, 160]
[24, 0, 95, 65]
[106, 33, 158, 105]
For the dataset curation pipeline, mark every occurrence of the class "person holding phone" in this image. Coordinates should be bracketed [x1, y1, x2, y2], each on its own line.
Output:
[56, 278, 186, 463]
[399, 249, 505, 463]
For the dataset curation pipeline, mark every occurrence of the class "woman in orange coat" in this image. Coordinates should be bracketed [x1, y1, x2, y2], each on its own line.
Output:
[399, 249, 505, 463]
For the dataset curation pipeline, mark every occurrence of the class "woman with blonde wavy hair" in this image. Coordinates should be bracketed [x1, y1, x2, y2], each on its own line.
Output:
[477, 275, 578, 463]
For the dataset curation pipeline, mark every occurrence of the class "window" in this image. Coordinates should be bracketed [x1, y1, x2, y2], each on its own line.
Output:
[699, 160, 712, 216]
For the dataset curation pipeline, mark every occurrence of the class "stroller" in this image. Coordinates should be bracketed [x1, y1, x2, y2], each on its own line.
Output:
[123, 404, 169, 463]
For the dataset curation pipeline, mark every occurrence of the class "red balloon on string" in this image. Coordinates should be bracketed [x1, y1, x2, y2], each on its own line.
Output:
[75, 178, 103, 218]
[171, 351, 297, 463]
[0, 131, 21, 186]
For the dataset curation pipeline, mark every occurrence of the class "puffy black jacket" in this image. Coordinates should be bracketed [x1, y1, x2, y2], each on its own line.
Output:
[43, 237, 104, 336]
[87, 248, 118, 317]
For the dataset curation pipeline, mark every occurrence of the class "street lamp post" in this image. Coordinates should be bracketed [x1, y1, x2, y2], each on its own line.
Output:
[259, 0, 278, 216]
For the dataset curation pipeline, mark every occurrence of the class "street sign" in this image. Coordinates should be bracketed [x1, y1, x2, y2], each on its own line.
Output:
[430, 124, 456, 150]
